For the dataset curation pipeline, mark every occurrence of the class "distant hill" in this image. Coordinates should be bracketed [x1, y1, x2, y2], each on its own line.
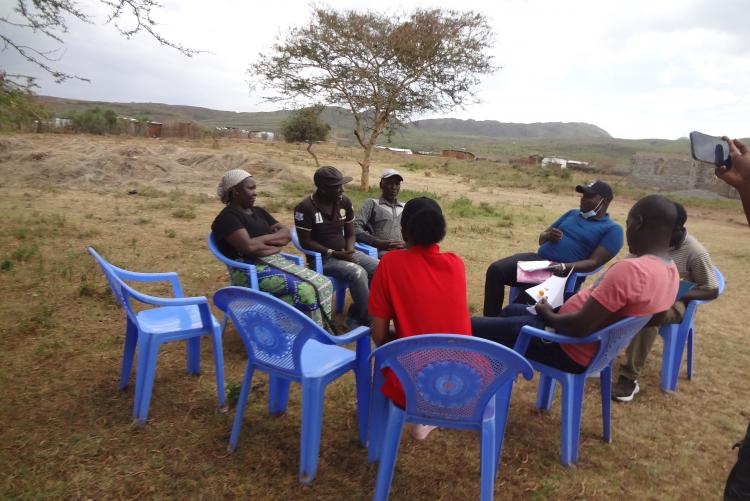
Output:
[37, 95, 703, 171]
[412, 118, 611, 139]
[38, 96, 610, 140]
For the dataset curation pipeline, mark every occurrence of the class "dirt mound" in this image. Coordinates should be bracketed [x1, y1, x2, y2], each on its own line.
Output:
[0, 134, 295, 192]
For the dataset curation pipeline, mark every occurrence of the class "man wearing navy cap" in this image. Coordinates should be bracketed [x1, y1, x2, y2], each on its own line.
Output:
[294, 166, 379, 328]
[483, 180, 624, 316]
[354, 168, 406, 257]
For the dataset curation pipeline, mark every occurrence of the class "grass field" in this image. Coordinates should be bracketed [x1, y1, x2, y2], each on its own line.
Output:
[0, 133, 748, 499]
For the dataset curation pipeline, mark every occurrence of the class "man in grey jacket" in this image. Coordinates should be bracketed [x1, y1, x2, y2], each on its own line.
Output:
[354, 169, 406, 257]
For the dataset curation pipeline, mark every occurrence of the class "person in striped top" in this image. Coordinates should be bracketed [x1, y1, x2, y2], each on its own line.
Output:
[613, 201, 719, 401]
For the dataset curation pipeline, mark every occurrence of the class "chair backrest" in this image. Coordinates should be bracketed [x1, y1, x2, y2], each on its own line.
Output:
[87, 247, 139, 325]
[213, 286, 328, 376]
[373, 335, 533, 425]
[584, 315, 652, 375]
[564, 265, 604, 295]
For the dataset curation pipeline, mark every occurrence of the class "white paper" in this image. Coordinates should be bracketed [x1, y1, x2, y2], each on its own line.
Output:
[524, 269, 573, 308]
[518, 260, 553, 272]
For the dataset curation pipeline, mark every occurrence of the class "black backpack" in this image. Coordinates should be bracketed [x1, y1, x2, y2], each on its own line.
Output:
[725, 419, 750, 501]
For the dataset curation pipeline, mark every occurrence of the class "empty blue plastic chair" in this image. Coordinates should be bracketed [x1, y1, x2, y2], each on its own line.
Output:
[88, 247, 226, 425]
[368, 335, 533, 501]
[212, 286, 371, 484]
[659, 266, 725, 392]
[514, 315, 651, 466]
[509, 265, 602, 304]
[290, 226, 376, 313]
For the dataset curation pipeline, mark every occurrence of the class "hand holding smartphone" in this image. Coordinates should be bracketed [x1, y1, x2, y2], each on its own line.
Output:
[690, 131, 732, 169]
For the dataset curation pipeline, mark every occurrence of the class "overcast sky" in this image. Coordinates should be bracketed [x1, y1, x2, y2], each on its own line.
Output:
[2, 0, 748, 139]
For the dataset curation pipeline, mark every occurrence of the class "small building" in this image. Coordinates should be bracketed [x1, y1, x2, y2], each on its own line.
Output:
[147, 122, 163, 138]
[248, 131, 275, 140]
[375, 145, 413, 154]
[541, 157, 567, 168]
[442, 149, 476, 161]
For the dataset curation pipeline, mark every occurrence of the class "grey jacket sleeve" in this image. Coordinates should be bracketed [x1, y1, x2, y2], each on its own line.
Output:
[354, 198, 378, 245]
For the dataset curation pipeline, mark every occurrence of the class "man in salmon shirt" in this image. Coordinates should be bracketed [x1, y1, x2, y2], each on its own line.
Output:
[471, 194, 680, 373]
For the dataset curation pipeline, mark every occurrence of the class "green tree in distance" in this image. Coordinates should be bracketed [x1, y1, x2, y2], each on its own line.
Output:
[251, 7, 496, 189]
[280, 105, 332, 167]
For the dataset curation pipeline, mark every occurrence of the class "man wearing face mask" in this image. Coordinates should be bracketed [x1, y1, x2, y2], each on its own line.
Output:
[613, 201, 719, 402]
[483, 180, 624, 316]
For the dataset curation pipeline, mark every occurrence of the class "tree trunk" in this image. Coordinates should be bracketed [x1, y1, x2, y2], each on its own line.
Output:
[307, 142, 320, 167]
[359, 145, 372, 190]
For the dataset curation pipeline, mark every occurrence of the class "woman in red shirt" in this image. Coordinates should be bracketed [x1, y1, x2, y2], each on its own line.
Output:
[368, 197, 471, 439]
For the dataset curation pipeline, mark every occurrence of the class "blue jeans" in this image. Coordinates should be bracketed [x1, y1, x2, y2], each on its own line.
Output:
[322, 251, 378, 322]
[471, 304, 586, 374]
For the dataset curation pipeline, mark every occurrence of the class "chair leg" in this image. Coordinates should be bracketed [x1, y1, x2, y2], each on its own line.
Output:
[354, 348, 371, 447]
[186, 337, 201, 375]
[119, 320, 138, 391]
[600, 366, 612, 443]
[229, 362, 255, 453]
[686, 327, 694, 380]
[299, 378, 326, 484]
[368, 370, 388, 463]
[494, 384, 513, 475]
[480, 415, 498, 501]
[660, 325, 686, 393]
[211, 329, 226, 409]
[136, 339, 162, 425]
[559, 375, 585, 466]
[536, 374, 555, 411]
[220, 315, 228, 336]
[268, 376, 291, 415]
[373, 403, 406, 501]
[133, 332, 150, 420]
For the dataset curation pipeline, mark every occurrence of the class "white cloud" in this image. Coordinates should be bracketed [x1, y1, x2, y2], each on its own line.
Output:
[2, 0, 749, 138]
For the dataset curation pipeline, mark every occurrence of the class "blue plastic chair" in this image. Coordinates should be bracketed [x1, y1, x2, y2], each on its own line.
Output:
[290, 226, 377, 313]
[88, 247, 226, 425]
[509, 266, 602, 304]
[208, 231, 304, 331]
[212, 286, 371, 484]
[514, 315, 652, 466]
[659, 266, 725, 392]
[368, 335, 533, 501]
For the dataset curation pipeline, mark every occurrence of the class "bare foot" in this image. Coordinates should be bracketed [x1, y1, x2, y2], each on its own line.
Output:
[409, 424, 437, 440]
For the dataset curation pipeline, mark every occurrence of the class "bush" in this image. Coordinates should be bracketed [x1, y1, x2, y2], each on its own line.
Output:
[67, 107, 118, 135]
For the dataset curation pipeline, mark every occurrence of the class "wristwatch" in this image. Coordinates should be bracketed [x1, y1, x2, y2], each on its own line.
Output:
[326, 248, 334, 258]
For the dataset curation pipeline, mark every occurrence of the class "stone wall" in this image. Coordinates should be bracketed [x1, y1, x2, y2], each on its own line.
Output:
[627, 153, 738, 199]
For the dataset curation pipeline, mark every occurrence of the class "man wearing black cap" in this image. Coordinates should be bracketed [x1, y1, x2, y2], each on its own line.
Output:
[483, 180, 624, 316]
[353, 168, 406, 257]
[294, 166, 379, 328]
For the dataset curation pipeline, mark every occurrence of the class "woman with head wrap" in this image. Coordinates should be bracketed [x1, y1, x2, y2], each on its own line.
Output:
[367, 197, 471, 439]
[211, 169, 334, 330]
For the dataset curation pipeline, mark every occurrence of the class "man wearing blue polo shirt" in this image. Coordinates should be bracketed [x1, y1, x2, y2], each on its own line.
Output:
[483, 180, 624, 316]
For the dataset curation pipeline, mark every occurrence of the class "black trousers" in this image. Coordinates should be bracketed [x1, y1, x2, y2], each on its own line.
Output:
[483, 252, 542, 316]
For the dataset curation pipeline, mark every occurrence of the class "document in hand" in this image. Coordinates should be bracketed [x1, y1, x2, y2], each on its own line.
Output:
[524, 269, 573, 309]
[517, 260, 554, 284]
[517, 260, 553, 272]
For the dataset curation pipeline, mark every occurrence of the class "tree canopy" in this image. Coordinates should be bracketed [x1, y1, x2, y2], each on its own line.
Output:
[280, 105, 332, 166]
[251, 7, 496, 189]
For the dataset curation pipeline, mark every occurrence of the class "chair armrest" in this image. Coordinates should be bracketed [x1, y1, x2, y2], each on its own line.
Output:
[514, 324, 599, 355]
[355, 242, 378, 259]
[111, 266, 185, 297]
[281, 252, 304, 266]
[325, 325, 371, 346]
[128, 288, 209, 308]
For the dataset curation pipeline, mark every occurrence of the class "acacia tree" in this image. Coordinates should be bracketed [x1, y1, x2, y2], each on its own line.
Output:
[251, 7, 495, 189]
[1, 0, 199, 84]
[280, 105, 332, 166]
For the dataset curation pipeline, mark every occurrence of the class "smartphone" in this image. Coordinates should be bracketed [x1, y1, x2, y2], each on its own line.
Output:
[689, 131, 731, 168]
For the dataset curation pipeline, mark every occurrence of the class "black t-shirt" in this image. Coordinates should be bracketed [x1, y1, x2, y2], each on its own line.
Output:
[211, 205, 278, 259]
[294, 194, 354, 251]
